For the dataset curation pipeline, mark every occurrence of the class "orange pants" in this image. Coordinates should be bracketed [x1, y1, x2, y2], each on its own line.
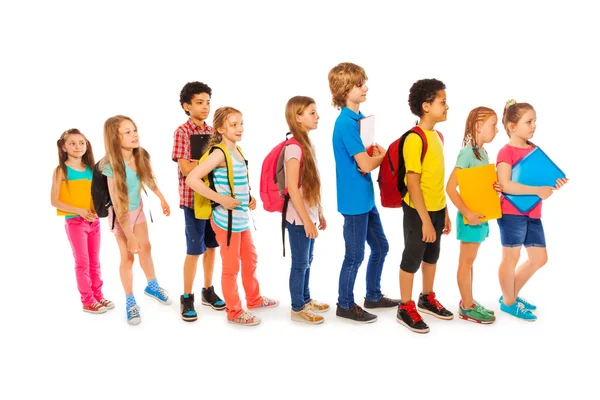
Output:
[211, 220, 262, 319]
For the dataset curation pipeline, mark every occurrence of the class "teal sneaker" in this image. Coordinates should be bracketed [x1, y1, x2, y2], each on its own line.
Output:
[499, 295, 536, 310]
[127, 305, 141, 326]
[474, 300, 495, 315]
[500, 301, 537, 321]
[458, 302, 495, 324]
[145, 286, 172, 305]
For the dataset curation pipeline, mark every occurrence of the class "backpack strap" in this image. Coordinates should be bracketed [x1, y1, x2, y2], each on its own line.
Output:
[395, 126, 430, 197]
[204, 144, 236, 246]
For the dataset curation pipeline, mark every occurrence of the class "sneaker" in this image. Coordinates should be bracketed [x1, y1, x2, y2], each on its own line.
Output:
[397, 301, 430, 333]
[127, 305, 141, 325]
[335, 303, 377, 323]
[201, 286, 226, 311]
[98, 299, 115, 310]
[144, 285, 172, 305]
[500, 301, 537, 321]
[306, 299, 330, 313]
[499, 295, 536, 310]
[458, 302, 496, 324]
[180, 294, 198, 322]
[83, 302, 107, 314]
[228, 311, 261, 326]
[364, 295, 400, 309]
[291, 307, 324, 325]
[417, 291, 454, 320]
[248, 296, 279, 309]
[474, 300, 494, 315]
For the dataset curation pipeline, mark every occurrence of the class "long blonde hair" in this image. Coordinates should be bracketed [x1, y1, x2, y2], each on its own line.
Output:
[285, 96, 321, 208]
[55, 128, 95, 181]
[101, 115, 155, 219]
[462, 107, 496, 160]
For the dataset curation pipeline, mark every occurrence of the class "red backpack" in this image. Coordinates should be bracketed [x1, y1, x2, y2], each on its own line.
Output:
[260, 134, 303, 256]
[377, 126, 444, 208]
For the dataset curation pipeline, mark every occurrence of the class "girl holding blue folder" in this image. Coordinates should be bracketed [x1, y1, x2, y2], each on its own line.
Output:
[496, 100, 568, 321]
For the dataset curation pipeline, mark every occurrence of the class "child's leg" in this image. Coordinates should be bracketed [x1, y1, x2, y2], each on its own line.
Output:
[497, 215, 528, 305]
[514, 218, 547, 296]
[114, 234, 135, 295]
[287, 222, 312, 311]
[399, 205, 428, 303]
[65, 218, 96, 306]
[457, 242, 481, 308]
[88, 219, 104, 302]
[211, 221, 243, 319]
[338, 212, 369, 309]
[365, 206, 389, 302]
[202, 220, 219, 289]
[239, 229, 262, 308]
[421, 208, 446, 294]
[304, 236, 315, 305]
[135, 222, 157, 281]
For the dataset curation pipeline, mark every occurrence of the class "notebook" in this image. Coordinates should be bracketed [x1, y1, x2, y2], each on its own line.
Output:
[359, 115, 375, 156]
[456, 163, 502, 223]
[190, 134, 211, 160]
[56, 180, 95, 216]
[504, 146, 566, 213]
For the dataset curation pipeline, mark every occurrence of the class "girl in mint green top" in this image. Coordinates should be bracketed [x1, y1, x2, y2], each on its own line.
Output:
[445, 107, 502, 324]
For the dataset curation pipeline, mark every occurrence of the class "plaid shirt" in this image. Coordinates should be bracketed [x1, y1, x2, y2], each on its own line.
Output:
[172, 119, 213, 209]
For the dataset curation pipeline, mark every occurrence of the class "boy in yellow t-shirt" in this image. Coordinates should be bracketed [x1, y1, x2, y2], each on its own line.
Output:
[396, 79, 453, 334]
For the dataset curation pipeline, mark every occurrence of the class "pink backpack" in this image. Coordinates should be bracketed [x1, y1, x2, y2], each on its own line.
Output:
[260, 134, 303, 255]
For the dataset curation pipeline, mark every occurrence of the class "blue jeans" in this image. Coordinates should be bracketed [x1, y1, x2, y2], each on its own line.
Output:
[338, 206, 389, 309]
[286, 221, 315, 311]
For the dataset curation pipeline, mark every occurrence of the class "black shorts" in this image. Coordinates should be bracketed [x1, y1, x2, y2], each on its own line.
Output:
[400, 203, 446, 273]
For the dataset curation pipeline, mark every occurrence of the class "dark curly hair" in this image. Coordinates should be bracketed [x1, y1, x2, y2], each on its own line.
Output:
[408, 78, 446, 117]
[179, 82, 212, 115]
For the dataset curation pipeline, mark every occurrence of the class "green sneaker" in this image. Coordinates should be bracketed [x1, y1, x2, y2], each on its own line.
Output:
[458, 303, 495, 324]
[474, 300, 495, 315]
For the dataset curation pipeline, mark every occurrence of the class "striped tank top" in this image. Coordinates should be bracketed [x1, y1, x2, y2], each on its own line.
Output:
[212, 152, 250, 232]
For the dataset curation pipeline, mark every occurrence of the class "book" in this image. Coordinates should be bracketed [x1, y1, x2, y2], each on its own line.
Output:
[190, 134, 211, 160]
[359, 115, 375, 156]
[456, 163, 502, 223]
[56, 179, 94, 216]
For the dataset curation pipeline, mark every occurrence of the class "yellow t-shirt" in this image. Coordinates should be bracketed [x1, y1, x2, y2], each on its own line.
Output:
[402, 129, 446, 211]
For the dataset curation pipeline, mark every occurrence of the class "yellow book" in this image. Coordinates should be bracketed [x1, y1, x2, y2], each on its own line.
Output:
[56, 180, 95, 216]
[456, 163, 502, 224]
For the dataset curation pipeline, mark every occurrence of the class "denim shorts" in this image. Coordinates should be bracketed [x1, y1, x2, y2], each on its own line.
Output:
[497, 214, 546, 248]
[183, 206, 219, 255]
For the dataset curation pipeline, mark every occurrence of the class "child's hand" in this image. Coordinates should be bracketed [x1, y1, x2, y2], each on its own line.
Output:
[536, 186, 554, 200]
[248, 196, 257, 210]
[127, 236, 140, 254]
[161, 199, 170, 216]
[465, 212, 484, 226]
[304, 223, 318, 239]
[555, 178, 569, 189]
[372, 144, 386, 157]
[493, 182, 503, 194]
[318, 214, 327, 230]
[221, 196, 242, 210]
[79, 209, 97, 222]
[443, 213, 452, 235]
[422, 220, 436, 243]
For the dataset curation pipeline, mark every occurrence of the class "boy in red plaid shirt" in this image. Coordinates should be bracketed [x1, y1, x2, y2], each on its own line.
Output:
[172, 81, 225, 322]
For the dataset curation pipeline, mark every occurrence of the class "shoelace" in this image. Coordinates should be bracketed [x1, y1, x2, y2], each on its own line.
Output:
[205, 289, 219, 304]
[129, 305, 140, 318]
[516, 303, 529, 314]
[474, 303, 488, 315]
[262, 297, 273, 306]
[238, 311, 253, 322]
[91, 302, 103, 309]
[302, 307, 318, 319]
[158, 288, 169, 300]
[351, 305, 365, 317]
[405, 304, 423, 322]
[427, 294, 444, 311]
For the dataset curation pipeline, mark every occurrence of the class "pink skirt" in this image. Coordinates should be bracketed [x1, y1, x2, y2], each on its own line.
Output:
[108, 204, 146, 235]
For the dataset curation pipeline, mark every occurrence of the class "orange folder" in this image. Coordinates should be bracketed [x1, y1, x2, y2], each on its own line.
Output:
[456, 163, 502, 224]
[56, 180, 95, 216]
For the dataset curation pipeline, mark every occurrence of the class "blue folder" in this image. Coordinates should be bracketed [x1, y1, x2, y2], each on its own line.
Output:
[504, 147, 566, 213]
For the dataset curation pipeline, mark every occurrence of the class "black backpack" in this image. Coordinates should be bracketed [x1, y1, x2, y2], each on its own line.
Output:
[91, 161, 116, 229]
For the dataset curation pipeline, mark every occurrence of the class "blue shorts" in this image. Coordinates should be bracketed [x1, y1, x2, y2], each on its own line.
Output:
[497, 214, 546, 248]
[456, 212, 489, 243]
[183, 206, 219, 255]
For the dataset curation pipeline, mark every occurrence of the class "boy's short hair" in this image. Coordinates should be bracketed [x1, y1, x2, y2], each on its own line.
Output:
[180, 82, 212, 116]
[328, 62, 368, 109]
[408, 78, 446, 117]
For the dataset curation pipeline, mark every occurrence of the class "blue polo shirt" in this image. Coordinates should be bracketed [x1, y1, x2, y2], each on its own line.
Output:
[332, 107, 375, 215]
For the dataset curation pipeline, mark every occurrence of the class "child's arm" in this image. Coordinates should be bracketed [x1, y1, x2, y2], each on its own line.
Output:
[178, 159, 198, 176]
[149, 184, 170, 216]
[50, 169, 96, 221]
[106, 176, 139, 253]
[185, 151, 241, 210]
[286, 157, 318, 238]
[445, 168, 484, 225]
[497, 162, 554, 199]
[354, 143, 386, 173]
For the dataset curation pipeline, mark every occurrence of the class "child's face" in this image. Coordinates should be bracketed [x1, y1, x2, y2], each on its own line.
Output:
[118, 120, 140, 149]
[63, 133, 87, 158]
[297, 103, 319, 131]
[426, 90, 449, 123]
[478, 115, 498, 144]
[220, 113, 244, 143]
[184, 93, 211, 122]
[347, 81, 368, 106]
[512, 109, 537, 141]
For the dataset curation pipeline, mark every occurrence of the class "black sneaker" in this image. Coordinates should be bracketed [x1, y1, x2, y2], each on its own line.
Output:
[417, 291, 454, 320]
[201, 286, 226, 310]
[336, 303, 377, 323]
[364, 295, 400, 309]
[397, 301, 430, 333]
[180, 294, 198, 322]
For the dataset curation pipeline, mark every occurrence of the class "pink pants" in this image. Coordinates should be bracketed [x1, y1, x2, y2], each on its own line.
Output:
[65, 217, 103, 306]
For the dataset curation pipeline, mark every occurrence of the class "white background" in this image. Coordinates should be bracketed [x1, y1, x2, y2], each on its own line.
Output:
[1, 1, 598, 399]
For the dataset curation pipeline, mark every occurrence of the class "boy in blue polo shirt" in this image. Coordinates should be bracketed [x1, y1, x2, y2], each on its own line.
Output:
[328, 62, 400, 323]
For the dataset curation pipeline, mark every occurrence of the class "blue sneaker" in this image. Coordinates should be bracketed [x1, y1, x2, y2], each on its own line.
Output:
[499, 295, 536, 310]
[145, 285, 172, 305]
[180, 293, 198, 322]
[127, 305, 141, 325]
[500, 301, 537, 321]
